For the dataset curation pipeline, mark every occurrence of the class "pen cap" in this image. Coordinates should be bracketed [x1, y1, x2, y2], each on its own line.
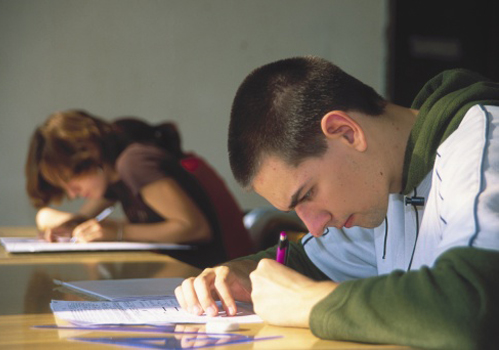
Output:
[278, 232, 288, 246]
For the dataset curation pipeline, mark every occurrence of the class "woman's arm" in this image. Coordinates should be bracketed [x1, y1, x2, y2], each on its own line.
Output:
[119, 177, 212, 243]
[36, 207, 77, 231]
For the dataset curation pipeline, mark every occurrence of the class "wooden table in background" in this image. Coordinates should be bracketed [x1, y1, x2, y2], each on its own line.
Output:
[0, 227, 409, 349]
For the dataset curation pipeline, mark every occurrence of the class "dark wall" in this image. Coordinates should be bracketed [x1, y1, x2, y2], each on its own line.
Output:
[387, 0, 499, 106]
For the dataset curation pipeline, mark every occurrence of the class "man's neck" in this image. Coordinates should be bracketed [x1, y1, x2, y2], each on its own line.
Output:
[379, 103, 418, 193]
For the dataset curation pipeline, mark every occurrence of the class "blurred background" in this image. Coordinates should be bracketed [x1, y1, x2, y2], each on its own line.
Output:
[1, 0, 497, 225]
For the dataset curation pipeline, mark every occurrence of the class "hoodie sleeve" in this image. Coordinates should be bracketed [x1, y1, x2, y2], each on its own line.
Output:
[309, 247, 499, 350]
[233, 241, 329, 281]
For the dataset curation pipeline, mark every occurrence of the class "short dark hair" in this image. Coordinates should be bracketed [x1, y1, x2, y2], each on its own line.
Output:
[228, 56, 387, 188]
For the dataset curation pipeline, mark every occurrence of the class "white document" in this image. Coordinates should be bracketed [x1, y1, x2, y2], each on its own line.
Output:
[0, 237, 191, 253]
[50, 297, 263, 325]
[53, 278, 185, 301]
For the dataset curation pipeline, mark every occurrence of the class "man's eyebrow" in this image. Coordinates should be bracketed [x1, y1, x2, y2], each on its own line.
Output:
[288, 184, 306, 211]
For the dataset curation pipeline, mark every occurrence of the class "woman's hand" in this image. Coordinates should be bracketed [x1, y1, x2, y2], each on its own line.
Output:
[249, 259, 337, 327]
[42, 217, 88, 242]
[37, 200, 116, 242]
[36, 207, 84, 242]
[71, 219, 121, 242]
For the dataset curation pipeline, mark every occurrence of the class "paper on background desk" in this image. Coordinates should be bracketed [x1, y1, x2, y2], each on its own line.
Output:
[53, 278, 185, 301]
[0, 237, 191, 253]
[51, 297, 263, 325]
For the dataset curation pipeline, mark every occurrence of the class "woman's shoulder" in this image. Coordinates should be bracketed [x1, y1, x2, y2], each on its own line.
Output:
[116, 143, 172, 174]
[116, 143, 174, 192]
[118, 143, 169, 164]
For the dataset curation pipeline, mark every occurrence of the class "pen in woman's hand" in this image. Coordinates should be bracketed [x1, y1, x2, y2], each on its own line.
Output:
[94, 206, 115, 222]
[70, 206, 115, 243]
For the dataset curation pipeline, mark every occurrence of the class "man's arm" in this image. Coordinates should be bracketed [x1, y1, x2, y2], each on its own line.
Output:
[310, 247, 499, 349]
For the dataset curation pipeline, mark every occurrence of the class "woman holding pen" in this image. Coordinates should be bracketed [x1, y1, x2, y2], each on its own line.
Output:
[25, 109, 253, 268]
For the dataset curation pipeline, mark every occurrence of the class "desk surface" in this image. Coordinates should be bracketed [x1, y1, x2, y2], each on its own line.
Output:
[0, 227, 409, 349]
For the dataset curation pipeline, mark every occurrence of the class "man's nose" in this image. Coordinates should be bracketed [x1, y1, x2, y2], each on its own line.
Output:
[295, 205, 332, 237]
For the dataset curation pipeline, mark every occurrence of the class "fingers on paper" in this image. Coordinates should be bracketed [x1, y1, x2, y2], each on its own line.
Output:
[45, 225, 71, 242]
[176, 267, 238, 318]
[213, 266, 237, 316]
[44, 228, 55, 242]
[194, 270, 219, 317]
[177, 276, 205, 315]
[174, 281, 190, 310]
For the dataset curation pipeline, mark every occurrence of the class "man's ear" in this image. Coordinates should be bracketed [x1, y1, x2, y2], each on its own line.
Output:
[320, 111, 367, 152]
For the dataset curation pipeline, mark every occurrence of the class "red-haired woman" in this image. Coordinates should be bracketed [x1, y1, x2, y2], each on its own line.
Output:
[25, 110, 252, 268]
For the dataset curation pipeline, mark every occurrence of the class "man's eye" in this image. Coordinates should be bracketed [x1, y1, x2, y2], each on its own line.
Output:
[302, 189, 313, 201]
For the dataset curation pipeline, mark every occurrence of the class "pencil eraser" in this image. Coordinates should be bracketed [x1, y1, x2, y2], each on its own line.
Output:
[205, 321, 240, 333]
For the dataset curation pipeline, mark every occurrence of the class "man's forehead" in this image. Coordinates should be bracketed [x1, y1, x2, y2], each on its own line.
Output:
[252, 154, 291, 183]
[251, 154, 306, 210]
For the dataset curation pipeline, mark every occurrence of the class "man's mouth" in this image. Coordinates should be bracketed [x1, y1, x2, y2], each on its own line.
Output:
[344, 215, 354, 228]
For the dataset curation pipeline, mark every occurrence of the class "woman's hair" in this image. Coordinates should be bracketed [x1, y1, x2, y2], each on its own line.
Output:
[113, 118, 183, 159]
[26, 109, 183, 207]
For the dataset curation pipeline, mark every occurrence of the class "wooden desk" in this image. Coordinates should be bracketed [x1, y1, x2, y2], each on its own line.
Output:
[0, 227, 409, 349]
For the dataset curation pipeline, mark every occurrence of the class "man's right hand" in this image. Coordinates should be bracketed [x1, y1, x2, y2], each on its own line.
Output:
[174, 260, 256, 317]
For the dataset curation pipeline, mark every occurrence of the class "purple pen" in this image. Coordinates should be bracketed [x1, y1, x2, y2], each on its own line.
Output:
[276, 231, 289, 265]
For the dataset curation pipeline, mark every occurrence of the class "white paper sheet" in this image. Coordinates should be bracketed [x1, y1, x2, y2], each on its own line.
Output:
[0, 237, 191, 253]
[50, 297, 263, 325]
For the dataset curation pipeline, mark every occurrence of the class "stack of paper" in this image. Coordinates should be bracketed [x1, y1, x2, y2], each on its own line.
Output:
[51, 298, 262, 325]
[51, 278, 263, 325]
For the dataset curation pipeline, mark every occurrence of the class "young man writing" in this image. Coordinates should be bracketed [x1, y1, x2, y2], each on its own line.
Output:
[175, 56, 499, 349]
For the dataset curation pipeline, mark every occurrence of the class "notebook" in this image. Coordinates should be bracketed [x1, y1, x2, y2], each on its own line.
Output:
[53, 277, 185, 301]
